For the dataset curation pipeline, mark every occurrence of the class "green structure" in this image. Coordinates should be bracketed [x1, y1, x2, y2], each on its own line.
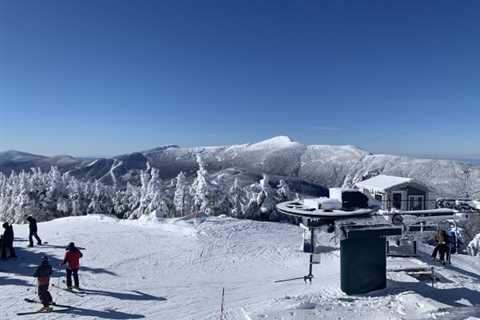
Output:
[340, 225, 402, 295]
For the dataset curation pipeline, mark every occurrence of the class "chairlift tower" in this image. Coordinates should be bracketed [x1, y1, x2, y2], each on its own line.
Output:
[275, 188, 468, 294]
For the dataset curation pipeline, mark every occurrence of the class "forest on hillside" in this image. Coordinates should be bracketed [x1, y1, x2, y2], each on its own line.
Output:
[0, 156, 296, 223]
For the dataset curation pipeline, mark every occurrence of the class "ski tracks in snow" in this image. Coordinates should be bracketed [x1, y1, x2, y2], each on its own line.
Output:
[6, 215, 480, 319]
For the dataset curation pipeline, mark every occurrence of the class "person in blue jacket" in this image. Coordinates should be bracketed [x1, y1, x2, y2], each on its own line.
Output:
[446, 222, 463, 260]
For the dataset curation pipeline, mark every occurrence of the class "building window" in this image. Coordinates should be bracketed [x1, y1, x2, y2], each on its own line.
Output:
[392, 192, 403, 210]
[408, 195, 424, 211]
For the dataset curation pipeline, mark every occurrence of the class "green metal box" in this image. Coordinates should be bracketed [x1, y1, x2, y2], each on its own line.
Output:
[340, 238, 386, 295]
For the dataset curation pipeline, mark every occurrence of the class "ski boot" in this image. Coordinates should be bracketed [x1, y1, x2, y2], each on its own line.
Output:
[39, 306, 53, 313]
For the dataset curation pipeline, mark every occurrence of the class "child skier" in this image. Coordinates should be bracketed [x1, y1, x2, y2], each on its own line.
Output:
[26, 216, 42, 247]
[33, 256, 53, 312]
[61, 242, 83, 289]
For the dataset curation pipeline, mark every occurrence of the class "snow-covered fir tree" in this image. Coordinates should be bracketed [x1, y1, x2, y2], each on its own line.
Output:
[145, 168, 170, 217]
[173, 172, 188, 217]
[256, 174, 277, 219]
[229, 178, 244, 218]
[276, 179, 293, 201]
[190, 155, 211, 216]
[0, 164, 299, 223]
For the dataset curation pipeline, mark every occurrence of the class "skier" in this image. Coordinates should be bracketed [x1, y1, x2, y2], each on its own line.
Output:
[1, 222, 16, 259]
[61, 242, 83, 289]
[33, 256, 53, 312]
[26, 216, 42, 247]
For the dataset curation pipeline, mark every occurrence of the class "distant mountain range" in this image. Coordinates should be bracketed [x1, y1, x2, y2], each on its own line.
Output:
[1, 136, 479, 197]
[462, 159, 480, 166]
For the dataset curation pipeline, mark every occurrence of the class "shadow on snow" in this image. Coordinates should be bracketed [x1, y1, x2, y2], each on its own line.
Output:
[362, 251, 480, 308]
[37, 243, 87, 250]
[81, 288, 167, 301]
[0, 275, 32, 287]
[3, 237, 167, 319]
[53, 306, 146, 319]
[0, 242, 117, 279]
[414, 249, 480, 282]
[372, 280, 480, 307]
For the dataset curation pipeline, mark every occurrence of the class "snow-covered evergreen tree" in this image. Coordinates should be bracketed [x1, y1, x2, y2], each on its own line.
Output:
[256, 174, 276, 219]
[146, 168, 170, 217]
[276, 179, 292, 201]
[0, 163, 301, 222]
[229, 178, 244, 217]
[241, 189, 260, 219]
[174, 172, 188, 216]
[190, 155, 210, 216]
[67, 178, 83, 216]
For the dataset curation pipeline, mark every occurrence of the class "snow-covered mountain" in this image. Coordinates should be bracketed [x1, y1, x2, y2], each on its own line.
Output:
[2, 136, 479, 197]
[0, 150, 88, 174]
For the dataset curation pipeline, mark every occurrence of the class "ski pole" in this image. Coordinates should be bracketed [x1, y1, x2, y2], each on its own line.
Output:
[220, 287, 225, 320]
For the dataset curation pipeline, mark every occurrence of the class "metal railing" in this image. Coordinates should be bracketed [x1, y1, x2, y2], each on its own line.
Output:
[379, 199, 479, 212]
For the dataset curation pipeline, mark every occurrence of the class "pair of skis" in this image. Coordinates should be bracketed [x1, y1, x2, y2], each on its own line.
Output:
[27, 241, 49, 247]
[18, 285, 85, 316]
[52, 283, 86, 296]
[17, 298, 72, 316]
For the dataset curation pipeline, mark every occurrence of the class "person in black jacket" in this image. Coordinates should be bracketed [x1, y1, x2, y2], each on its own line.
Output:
[1, 222, 16, 259]
[33, 256, 53, 311]
[26, 216, 42, 247]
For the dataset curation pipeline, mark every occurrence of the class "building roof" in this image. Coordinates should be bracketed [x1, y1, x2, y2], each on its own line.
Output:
[355, 174, 427, 192]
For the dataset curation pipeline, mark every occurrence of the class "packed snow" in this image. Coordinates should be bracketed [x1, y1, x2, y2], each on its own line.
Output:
[355, 174, 414, 192]
[3, 215, 480, 319]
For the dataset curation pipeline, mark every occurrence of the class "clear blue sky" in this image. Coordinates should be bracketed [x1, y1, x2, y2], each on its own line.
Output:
[1, 1, 479, 158]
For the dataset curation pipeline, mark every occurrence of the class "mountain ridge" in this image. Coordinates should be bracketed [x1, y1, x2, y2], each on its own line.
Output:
[1, 137, 479, 197]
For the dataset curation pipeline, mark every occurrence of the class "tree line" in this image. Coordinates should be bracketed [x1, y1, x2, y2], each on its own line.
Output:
[0, 155, 296, 223]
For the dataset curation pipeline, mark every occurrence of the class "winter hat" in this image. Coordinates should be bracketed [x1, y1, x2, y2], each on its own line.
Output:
[66, 242, 75, 250]
[2, 222, 8, 228]
[41, 255, 49, 262]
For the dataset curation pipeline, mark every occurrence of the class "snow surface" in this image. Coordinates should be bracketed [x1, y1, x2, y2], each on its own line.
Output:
[2, 216, 480, 319]
[303, 197, 342, 210]
[355, 174, 414, 192]
[247, 136, 298, 150]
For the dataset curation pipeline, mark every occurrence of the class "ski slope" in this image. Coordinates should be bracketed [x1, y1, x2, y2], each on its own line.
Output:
[1, 215, 480, 319]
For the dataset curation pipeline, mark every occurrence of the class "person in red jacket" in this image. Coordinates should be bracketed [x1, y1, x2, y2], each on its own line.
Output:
[61, 242, 83, 289]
